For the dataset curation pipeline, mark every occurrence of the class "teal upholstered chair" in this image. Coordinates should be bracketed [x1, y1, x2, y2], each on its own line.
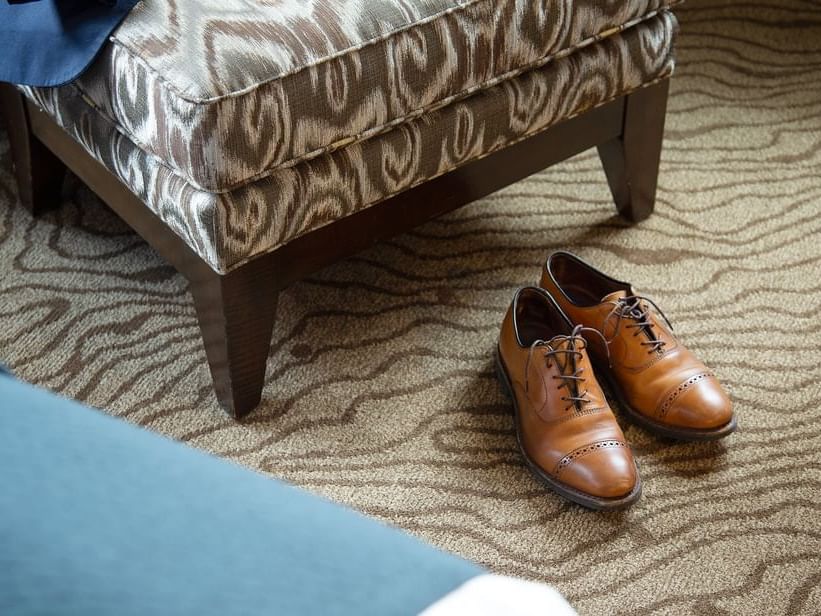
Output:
[0, 368, 574, 615]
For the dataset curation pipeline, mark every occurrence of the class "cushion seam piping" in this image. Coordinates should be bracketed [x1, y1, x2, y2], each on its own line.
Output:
[33, 72, 673, 274]
[220, 73, 674, 273]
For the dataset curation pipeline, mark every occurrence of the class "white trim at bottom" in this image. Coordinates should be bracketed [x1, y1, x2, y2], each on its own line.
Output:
[419, 573, 577, 615]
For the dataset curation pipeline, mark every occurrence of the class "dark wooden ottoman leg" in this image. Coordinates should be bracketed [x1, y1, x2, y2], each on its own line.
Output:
[0, 84, 66, 215]
[190, 264, 279, 419]
[597, 79, 670, 223]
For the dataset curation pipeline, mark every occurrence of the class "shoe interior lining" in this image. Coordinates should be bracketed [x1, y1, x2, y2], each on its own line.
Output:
[549, 253, 628, 306]
[515, 289, 570, 346]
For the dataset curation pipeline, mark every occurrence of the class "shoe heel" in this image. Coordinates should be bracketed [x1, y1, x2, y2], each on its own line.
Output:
[494, 346, 513, 400]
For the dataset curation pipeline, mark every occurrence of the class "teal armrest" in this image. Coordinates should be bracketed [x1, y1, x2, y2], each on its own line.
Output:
[0, 375, 480, 615]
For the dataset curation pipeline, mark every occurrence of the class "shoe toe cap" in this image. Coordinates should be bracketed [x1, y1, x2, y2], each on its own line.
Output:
[664, 376, 734, 430]
[559, 443, 638, 500]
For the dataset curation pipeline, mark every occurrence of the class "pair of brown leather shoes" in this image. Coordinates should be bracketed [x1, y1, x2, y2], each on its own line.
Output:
[496, 251, 736, 510]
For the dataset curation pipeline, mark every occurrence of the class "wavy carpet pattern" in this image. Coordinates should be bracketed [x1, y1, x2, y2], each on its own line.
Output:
[1, 1, 819, 614]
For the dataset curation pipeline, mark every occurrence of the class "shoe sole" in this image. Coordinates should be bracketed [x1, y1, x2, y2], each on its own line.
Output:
[494, 346, 642, 511]
[590, 359, 737, 442]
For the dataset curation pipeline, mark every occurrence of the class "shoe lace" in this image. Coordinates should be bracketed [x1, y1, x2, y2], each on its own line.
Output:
[604, 295, 674, 354]
[524, 324, 610, 412]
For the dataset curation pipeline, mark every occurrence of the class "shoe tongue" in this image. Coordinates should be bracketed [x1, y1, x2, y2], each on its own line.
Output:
[601, 290, 628, 303]
[546, 334, 583, 406]
[548, 334, 575, 350]
[546, 335, 579, 372]
[601, 289, 659, 342]
[600, 290, 639, 338]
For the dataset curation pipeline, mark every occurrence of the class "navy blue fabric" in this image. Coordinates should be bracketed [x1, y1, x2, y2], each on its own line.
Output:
[0, 0, 141, 86]
[0, 374, 481, 615]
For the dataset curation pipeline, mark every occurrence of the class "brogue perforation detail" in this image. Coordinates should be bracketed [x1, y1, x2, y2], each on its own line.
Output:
[658, 372, 714, 417]
[554, 440, 627, 476]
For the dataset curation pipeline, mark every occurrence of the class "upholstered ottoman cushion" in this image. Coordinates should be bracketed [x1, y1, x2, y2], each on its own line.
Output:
[69, 0, 679, 192]
[25, 12, 677, 272]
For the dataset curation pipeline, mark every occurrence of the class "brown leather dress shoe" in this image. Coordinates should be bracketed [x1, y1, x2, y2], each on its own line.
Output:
[540, 251, 736, 441]
[496, 287, 641, 510]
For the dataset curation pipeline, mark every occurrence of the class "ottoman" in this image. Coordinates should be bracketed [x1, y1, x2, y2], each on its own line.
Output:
[0, 0, 679, 417]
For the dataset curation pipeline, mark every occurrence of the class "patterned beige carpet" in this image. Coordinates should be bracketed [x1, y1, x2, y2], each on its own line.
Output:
[1, 1, 820, 614]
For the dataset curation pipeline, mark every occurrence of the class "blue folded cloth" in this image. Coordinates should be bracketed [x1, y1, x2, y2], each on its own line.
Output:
[0, 0, 141, 86]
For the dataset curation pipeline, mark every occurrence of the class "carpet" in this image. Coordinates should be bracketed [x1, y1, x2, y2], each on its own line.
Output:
[1, 1, 819, 614]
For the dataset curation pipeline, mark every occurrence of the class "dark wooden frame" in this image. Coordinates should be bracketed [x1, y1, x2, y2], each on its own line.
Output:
[0, 78, 670, 418]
